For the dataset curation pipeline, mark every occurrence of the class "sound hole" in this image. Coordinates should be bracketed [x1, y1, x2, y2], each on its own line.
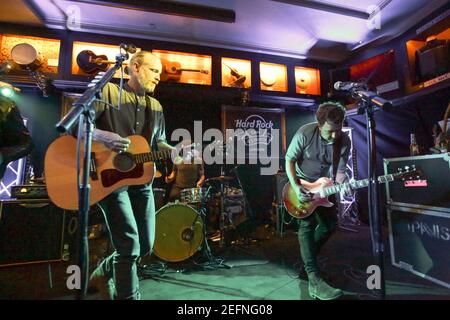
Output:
[113, 152, 135, 172]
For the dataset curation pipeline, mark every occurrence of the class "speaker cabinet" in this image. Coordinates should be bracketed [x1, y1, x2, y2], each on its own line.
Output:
[0, 199, 78, 267]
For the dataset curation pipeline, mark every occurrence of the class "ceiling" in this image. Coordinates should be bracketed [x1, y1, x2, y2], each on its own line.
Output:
[1, 0, 448, 62]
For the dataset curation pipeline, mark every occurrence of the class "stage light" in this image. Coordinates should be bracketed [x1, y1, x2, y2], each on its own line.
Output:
[0, 82, 20, 99]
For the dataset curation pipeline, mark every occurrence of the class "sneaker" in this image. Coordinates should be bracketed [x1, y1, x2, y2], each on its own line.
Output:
[308, 273, 343, 300]
[89, 264, 116, 300]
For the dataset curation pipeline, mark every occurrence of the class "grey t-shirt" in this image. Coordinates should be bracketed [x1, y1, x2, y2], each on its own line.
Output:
[286, 122, 351, 182]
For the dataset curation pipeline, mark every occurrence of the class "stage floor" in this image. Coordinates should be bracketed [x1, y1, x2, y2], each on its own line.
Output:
[0, 222, 449, 300]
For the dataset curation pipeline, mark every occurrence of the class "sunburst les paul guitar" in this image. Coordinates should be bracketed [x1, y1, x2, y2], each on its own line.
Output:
[283, 166, 423, 219]
[44, 135, 172, 210]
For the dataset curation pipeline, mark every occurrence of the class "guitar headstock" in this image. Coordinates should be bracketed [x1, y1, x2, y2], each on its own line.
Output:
[394, 165, 424, 181]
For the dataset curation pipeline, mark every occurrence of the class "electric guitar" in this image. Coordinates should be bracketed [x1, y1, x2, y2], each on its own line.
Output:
[282, 166, 423, 219]
[44, 135, 172, 210]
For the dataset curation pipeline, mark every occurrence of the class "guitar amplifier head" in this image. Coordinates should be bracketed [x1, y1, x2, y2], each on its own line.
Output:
[11, 184, 48, 199]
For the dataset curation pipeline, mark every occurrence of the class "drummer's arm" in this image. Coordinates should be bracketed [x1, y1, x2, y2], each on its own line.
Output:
[196, 164, 205, 187]
[165, 166, 177, 184]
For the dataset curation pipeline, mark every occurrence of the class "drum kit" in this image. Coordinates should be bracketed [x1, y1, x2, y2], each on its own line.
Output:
[152, 174, 245, 264]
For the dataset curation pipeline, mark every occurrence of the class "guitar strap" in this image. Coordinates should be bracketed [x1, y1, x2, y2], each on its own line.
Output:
[331, 136, 342, 184]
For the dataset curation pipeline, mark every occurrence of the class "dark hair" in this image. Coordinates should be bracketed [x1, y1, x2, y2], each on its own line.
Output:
[315, 102, 346, 126]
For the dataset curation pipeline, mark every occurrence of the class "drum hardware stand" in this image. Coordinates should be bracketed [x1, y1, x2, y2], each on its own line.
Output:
[194, 186, 231, 270]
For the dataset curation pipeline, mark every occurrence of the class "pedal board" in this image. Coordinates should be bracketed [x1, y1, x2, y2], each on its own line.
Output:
[11, 184, 48, 199]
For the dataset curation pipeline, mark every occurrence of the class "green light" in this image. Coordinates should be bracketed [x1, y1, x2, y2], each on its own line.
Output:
[0, 86, 14, 98]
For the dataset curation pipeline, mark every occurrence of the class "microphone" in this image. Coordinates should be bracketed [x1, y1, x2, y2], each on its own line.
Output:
[119, 43, 137, 54]
[334, 81, 365, 91]
[334, 81, 392, 110]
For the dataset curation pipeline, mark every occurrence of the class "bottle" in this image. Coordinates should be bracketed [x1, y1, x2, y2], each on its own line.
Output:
[410, 134, 420, 156]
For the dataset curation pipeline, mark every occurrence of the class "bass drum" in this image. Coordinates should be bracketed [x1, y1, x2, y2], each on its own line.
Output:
[153, 203, 204, 262]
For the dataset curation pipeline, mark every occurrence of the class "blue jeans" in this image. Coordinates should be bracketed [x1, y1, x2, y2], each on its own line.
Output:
[298, 205, 337, 275]
[98, 184, 156, 300]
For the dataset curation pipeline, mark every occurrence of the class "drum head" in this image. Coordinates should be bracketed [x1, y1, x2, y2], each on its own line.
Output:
[11, 43, 38, 65]
[154, 203, 204, 262]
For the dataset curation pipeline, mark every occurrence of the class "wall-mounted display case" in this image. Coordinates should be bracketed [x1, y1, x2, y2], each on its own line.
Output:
[221, 57, 251, 89]
[153, 50, 211, 85]
[259, 62, 287, 92]
[294, 66, 321, 95]
[405, 12, 449, 93]
[0, 34, 61, 74]
[72, 41, 139, 78]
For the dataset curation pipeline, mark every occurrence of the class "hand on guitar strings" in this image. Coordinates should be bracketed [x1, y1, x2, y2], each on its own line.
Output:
[294, 184, 314, 202]
[93, 129, 131, 153]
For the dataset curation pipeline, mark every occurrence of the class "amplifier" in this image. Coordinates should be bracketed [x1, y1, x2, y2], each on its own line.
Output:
[384, 153, 450, 212]
[0, 199, 79, 266]
[11, 184, 48, 199]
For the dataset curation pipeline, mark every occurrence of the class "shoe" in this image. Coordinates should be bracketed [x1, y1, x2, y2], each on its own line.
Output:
[308, 273, 343, 300]
[89, 264, 116, 300]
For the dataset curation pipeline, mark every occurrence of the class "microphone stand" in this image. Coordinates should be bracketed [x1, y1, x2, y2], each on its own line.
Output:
[56, 52, 129, 299]
[357, 100, 386, 300]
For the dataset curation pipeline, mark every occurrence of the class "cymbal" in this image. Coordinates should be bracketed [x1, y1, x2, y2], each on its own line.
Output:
[206, 175, 234, 182]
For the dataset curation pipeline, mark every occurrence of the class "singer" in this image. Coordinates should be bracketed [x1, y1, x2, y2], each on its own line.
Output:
[88, 51, 176, 300]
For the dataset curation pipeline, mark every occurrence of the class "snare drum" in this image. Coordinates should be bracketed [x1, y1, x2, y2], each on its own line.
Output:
[180, 187, 206, 204]
[153, 203, 204, 262]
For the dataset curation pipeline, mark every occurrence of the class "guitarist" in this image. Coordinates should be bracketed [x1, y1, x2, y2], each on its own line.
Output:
[0, 81, 33, 180]
[285, 102, 352, 300]
[88, 51, 175, 300]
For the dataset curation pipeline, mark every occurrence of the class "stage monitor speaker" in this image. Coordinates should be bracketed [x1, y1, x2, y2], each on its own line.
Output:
[0, 199, 79, 267]
[388, 204, 450, 289]
[232, 164, 273, 223]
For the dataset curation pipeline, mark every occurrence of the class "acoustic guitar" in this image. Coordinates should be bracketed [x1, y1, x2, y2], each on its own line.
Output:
[282, 166, 423, 219]
[44, 135, 172, 210]
[160, 58, 209, 82]
[76, 50, 120, 74]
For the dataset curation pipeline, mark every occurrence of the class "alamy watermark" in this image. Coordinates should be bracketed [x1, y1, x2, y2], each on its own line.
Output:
[170, 121, 280, 175]
[367, 5, 381, 30]
[366, 265, 381, 290]
[66, 5, 81, 31]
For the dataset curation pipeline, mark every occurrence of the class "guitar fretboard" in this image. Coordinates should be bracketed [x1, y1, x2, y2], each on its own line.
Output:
[322, 174, 395, 197]
[133, 150, 172, 164]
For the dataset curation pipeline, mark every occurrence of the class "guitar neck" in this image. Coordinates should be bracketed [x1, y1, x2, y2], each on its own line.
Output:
[322, 174, 395, 197]
[133, 150, 172, 164]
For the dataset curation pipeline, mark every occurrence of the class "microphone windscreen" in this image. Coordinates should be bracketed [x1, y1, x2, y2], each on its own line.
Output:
[334, 81, 342, 90]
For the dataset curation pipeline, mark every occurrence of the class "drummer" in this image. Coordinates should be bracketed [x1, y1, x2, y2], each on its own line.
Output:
[165, 139, 205, 202]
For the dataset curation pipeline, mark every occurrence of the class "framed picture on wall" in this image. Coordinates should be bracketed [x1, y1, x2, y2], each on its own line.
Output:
[221, 105, 286, 164]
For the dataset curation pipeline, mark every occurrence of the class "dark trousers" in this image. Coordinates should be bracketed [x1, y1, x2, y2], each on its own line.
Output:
[98, 184, 155, 300]
[298, 205, 337, 275]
